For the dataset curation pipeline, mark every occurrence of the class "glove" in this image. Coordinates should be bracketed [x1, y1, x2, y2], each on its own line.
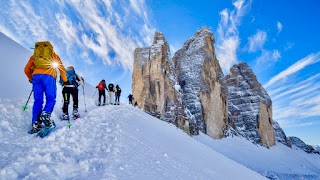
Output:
[29, 79, 32, 83]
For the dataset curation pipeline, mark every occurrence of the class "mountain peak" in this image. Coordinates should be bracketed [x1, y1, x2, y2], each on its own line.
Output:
[195, 26, 212, 36]
[153, 31, 167, 45]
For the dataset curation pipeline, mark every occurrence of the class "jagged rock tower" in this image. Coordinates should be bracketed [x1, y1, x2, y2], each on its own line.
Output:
[132, 32, 188, 130]
[226, 62, 275, 147]
[133, 27, 228, 139]
[173, 27, 228, 138]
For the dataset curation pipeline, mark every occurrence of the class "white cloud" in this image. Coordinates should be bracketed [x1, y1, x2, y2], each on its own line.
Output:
[256, 49, 281, 64]
[277, 21, 283, 34]
[284, 42, 294, 51]
[267, 62, 320, 125]
[247, 30, 267, 53]
[215, 0, 252, 73]
[264, 52, 320, 88]
[0, 0, 155, 72]
[55, 13, 81, 48]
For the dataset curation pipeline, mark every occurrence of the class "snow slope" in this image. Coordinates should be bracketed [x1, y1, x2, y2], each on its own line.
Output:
[0, 98, 265, 179]
[0, 32, 31, 97]
[195, 134, 320, 179]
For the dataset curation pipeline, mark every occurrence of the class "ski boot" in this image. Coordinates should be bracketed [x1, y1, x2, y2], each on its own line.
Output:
[62, 112, 70, 121]
[40, 111, 54, 128]
[27, 121, 42, 134]
[72, 108, 80, 120]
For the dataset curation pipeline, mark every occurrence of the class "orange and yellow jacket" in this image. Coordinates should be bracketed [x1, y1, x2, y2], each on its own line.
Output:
[24, 52, 68, 82]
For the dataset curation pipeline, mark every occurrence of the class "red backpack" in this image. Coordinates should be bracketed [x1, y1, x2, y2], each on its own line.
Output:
[97, 82, 104, 90]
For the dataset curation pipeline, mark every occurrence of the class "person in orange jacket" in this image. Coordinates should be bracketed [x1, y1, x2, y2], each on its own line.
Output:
[24, 42, 68, 134]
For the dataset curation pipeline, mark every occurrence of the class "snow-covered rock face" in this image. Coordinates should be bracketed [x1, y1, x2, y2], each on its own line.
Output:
[173, 27, 228, 138]
[289, 136, 320, 154]
[132, 32, 188, 130]
[133, 27, 228, 138]
[226, 62, 275, 147]
[272, 121, 291, 147]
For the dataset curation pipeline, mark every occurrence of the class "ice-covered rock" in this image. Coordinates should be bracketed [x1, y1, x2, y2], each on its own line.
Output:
[226, 62, 275, 147]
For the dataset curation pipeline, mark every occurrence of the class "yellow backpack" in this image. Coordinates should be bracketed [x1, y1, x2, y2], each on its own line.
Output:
[33, 41, 53, 69]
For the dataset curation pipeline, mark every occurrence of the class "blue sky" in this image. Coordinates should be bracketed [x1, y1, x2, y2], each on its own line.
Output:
[0, 0, 319, 145]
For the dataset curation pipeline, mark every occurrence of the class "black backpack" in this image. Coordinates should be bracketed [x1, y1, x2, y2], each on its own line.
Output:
[108, 84, 114, 92]
[117, 87, 121, 94]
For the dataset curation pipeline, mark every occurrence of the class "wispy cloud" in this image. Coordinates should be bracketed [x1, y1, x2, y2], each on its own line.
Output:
[215, 0, 252, 73]
[266, 54, 320, 127]
[277, 21, 283, 34]
[264, 52, 320, 88]
[256, 49, 281, 64]
[247, 30, 267, 53]
[0, 0, 156, 72]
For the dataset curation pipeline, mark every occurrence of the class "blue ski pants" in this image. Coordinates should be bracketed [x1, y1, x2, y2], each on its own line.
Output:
[32, 74, 57, 124]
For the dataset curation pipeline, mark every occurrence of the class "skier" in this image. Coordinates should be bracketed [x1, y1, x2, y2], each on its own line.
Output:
[24, 41, 67, 134]
[128, 94, 134, 105]
[108, 82, 115, 105]
[60, 66, 84, 120]
[96, 80, 107, 106]
[115, 85, 121, 105]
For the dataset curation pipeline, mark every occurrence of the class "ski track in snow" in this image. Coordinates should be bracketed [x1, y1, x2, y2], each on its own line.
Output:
[0, 97, 265, 179]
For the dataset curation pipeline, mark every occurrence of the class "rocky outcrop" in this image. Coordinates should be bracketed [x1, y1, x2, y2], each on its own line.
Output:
[132, 32, 188, 130]
[133, 27, 294, 148]
[272, 121, 291, 147]
[226, 62, 275, 147]
[133, 27, 228, 138]
[289, 136, 319, 154]
[173, 27, 228, 138]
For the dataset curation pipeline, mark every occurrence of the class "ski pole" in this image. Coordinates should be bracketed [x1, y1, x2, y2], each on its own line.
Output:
[82, 85, 87, 112]
[22, 90, 33, 111]
[92, 89, 97, 98]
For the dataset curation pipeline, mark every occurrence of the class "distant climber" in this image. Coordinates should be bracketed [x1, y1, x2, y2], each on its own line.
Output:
[108, 82, 115, 105]
[128, 94, 134, 105]
[25, 41, 67, 134]
[96, 80, 107, 106]
[115, 85, 121, 105]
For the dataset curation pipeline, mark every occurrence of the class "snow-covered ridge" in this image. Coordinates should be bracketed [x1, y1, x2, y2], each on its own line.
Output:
[289, 136, 320, 154]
